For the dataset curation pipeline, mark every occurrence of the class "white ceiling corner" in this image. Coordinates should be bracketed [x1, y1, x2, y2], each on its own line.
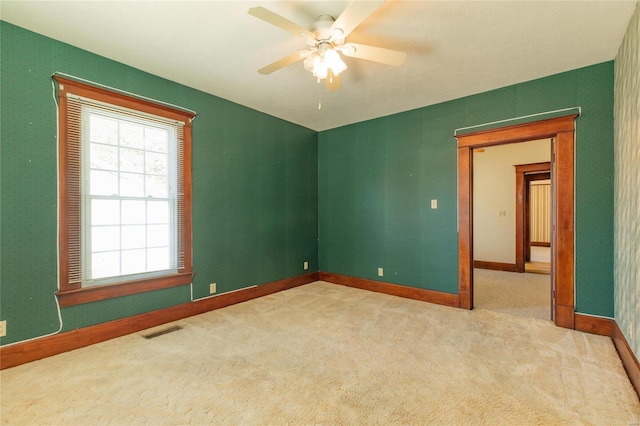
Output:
[1, 0, 637, 131]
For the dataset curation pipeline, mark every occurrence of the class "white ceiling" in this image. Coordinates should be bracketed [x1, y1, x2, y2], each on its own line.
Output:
[1, 1, 637, 131]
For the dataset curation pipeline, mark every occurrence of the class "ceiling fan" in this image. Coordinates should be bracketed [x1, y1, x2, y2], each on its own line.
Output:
[248, 1, 407, 91]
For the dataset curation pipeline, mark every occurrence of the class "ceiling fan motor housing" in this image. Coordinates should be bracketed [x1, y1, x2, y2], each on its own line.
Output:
[249, 1, 406, 88]
[308, 15, 345, 47]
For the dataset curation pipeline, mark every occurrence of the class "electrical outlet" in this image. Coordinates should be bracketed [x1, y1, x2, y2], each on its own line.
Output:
[303, 261, 309, 270]
[209, 283, 217, 294]
[0, 320, 6, 337]
[378, 267, 384, 277]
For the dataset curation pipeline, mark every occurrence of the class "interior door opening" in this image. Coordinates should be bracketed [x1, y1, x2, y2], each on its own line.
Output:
[472, 142, 552, 321]
[524, 172, 551, 275]
[456, 114, 578, 329]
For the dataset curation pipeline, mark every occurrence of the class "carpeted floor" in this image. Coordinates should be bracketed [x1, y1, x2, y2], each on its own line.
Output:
[474, 268, 551, 321]
[2, 281, 639, 425]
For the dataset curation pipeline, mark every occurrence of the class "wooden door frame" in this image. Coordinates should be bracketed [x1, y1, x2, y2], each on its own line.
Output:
[515, 162, 550, 272]
[456, 115, 578, 329]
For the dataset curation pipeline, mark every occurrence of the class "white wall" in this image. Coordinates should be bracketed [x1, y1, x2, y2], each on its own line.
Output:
[614, 1, 640, 361]
[473, 139, 551, 264]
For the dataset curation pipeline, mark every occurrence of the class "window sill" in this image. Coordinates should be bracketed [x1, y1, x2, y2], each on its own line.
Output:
[56, 272, 194, 307]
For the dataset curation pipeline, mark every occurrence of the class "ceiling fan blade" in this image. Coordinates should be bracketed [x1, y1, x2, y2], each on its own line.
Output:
[248, 7, 315, 39]
[340, 43, 406, 67]
[325, 70, 342, 92]
[258, 51, 309, 75]
[330, 0, 385, 38]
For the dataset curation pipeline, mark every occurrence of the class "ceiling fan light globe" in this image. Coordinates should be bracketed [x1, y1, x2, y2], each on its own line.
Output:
[303, 54, 316, 72]
[333, 64, 347, 76]
[324, 49, 347, 75]
[313, 62, 328, 80]
[313, 54, 323, 68]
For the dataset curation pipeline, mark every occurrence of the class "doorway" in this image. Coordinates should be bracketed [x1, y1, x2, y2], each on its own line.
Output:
[514, 162, 551, 274]
[456, 115, 578, 329]
[472, 143, 551, 321]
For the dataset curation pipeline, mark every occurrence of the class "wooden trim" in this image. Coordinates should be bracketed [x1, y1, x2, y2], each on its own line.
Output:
[553, 131, 575, 328]
[612, 321, 640, 398]
[456, 115, 578, 329]
[515, 163, 551, 270]
[456, 115, 577, 148]
[182, 120, 194, 277]
[514, 162, 551, 174]
[574, 314, 639, 400]
[56, 272, 194, 307]
[473, 261, 518, 272]
[524, 172, 551, 262]
[574, 313, 614, 336]
[555, 304, 575, 329]
[527, 174, 551, 183]
[0, 273, 318, 370]
[53, 76, 195, 305]
[54, 77, 195, 123]
[515, 169, 525, 271]
[457, 146, 473, 310]
[530, 242, 550, 247]
[57, 88, 72, 291]
[318, 272, 460, 308]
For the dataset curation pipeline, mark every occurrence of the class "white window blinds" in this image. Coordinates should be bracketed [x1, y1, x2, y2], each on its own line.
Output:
[64, 94, 187, 287]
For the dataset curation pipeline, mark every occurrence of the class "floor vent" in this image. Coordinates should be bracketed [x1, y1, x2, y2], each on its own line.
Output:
[142, 325, 182, 339]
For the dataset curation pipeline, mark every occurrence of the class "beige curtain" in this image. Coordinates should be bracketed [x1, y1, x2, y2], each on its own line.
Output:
[530, 182, 551, 243]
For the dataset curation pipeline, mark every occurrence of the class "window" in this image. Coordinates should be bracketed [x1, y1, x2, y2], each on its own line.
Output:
[54, 77, 195, 307]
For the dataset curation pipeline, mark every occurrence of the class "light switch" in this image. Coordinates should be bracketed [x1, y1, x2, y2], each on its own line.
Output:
[431, 199, 438, 209]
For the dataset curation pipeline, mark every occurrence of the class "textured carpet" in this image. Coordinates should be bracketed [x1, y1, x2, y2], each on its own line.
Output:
[2, 281, 639, 425]
[474, 268, 551, 321]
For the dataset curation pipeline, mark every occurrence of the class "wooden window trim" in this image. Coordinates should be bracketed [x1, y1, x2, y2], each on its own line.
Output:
[54, 77, 195, 306]
[57, 273, 194, 308]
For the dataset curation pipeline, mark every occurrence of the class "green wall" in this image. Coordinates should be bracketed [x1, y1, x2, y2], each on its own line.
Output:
[0, 20, 617, 347]
[318, 62, 615, 317]
[0, 22, 318, 345]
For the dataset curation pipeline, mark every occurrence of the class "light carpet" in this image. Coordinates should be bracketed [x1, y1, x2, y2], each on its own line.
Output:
[1, 281, 639, 425]
[474, 268, 551, 321]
